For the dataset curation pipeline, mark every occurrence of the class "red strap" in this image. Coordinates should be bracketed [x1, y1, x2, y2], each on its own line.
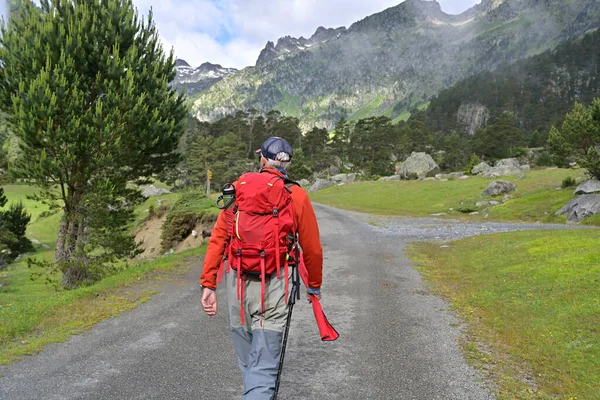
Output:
[274, 212, 281, 273]
[260, 253, 266, 316]
[240, 275, 245, 326]
[226, 245, 232, 274]
[284, 258, 289, 304]
[237, 254, 242, 301]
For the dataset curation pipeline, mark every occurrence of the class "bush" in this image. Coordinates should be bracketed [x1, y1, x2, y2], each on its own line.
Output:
[535, 150, 555, 167]
[0, 201, 33, 268]
[456, 206, 478, 214]
[561, 176, 577, 189]
[159, 190, 217, 253]
[464, 154, 481, 175]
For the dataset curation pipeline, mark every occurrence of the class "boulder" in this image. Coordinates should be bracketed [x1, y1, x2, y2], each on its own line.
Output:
[482, 165, 522, 179]
[298, 179, 311, 188]
[331, 173, 356, 183]
[308, 178, 334, 193]
[399, 152, 440, 180]
[471, 162, 491, 175]
[378, 175, 401, 181]
[435, 172, 465, 180]
[555, 194, 600, 222]
[329, 165, 340, 176]
[141, 185, 171, 198]
[574, 180, 600, 195]
[482, 180, 516, 197]
[495, 158, 521, 168]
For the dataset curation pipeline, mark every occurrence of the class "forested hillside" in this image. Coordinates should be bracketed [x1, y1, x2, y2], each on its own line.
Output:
[423, 27, 600, 144]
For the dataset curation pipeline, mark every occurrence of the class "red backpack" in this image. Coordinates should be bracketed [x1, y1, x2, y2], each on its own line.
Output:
[217, 171, 297, 324]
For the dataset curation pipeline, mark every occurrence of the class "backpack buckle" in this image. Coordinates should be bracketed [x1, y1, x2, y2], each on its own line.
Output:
[273, 208, 279, 217]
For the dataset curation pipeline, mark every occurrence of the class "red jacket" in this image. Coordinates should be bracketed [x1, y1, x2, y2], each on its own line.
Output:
[200, 168, 323, 290]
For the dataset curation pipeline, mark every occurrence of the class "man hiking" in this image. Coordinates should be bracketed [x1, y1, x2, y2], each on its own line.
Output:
[200, 137, 324, 399]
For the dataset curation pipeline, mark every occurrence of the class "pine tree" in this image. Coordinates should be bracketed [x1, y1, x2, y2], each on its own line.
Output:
[0, 0, 187, 287]
[548, 99, 600, 177]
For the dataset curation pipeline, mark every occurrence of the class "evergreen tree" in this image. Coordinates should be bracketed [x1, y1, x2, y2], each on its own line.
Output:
[548, 99, 600, 177]
[0, 189, 32, 269]
[0, 0, 187, 287]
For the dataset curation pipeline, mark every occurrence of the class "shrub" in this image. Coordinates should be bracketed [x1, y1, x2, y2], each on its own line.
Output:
[159, 190, 217, 253]
[0, 201, 33, 268]
[561, 176, 577, 189]
[464, 154, 481, 175]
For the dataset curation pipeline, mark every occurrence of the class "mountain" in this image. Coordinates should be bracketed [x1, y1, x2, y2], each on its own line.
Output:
[256, 26, 347, 66]
[173, 60, 238, 98]
[192, 0, 600, 129]
[420, 26, 600, 141]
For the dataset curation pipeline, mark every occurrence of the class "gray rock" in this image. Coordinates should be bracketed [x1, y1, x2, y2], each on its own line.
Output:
[495, 158, 521, 168]
[482, 165, 522, 178]
[520, 164, 531, 171]
[482, 180, 516, 197]
[435, 172, 465, 180]
[555, 194, 600, 222]
[378, 175, 401, 181]
[423, 177, 437, 181]
[574, 180, 600, 195]
[308, 178, 334, 193]
[475, 201, 490, 207]
[399, 152, 440, 180]
[141, 185, 171, 198]
[329, 165, 340, 176]
[459, 175, 470, 180]
[469, 212, 480, 215]
[331, 173, 356, 183]
[471, 162, 491, 175]
[298, 179, 311, 188]
[489, 201, 501, 206]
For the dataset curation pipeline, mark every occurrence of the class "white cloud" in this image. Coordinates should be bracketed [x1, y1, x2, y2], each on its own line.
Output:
[133, 0, 481, 69]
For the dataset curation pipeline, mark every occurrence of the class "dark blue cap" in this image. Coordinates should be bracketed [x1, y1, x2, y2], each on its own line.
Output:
[256, 137, 293, 161]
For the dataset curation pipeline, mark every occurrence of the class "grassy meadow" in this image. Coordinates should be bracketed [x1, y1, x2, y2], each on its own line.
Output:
[310, 168, 591, 225]
[409, 230, 600, 399]
[0, 184, 210, 364]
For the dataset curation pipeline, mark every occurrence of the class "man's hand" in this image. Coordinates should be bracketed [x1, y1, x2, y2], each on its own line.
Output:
[201, 288, 218, 317]
[307, 292, 322, 303]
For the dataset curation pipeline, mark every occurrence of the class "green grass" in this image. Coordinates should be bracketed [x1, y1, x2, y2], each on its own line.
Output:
[391, 101, 431, 124]
[349, 94, 384, 121]
[275, 90, 302, 118]
[409, 230, 600, 399]
[0, 183, 214, 365]
[310, 168, 586, 224]
[2, 184, 52, 220]
[0, 245, 206, 364]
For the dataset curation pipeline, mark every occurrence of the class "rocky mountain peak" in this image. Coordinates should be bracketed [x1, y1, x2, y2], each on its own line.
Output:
[256, 25, 347, 66]
[173, 60, 238, 97]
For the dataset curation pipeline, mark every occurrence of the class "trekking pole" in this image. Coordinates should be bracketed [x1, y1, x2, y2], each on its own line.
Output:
[272, 267, 300, 400]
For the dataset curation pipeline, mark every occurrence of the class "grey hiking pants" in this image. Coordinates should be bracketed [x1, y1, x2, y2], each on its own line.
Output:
[227, 267, 292, 400]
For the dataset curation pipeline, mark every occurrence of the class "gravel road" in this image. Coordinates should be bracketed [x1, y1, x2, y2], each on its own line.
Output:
[0, 204, 584, 400]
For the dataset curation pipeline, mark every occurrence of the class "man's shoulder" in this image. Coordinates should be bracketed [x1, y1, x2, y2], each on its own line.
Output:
[288, 183, 309, 201]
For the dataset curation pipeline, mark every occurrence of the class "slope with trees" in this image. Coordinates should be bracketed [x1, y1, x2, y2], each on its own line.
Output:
[422, 27, 600, 143]
[0, 0, 187, 287]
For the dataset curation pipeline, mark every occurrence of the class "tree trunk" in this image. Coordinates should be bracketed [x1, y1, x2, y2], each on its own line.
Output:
[55, 217, 68, 263]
